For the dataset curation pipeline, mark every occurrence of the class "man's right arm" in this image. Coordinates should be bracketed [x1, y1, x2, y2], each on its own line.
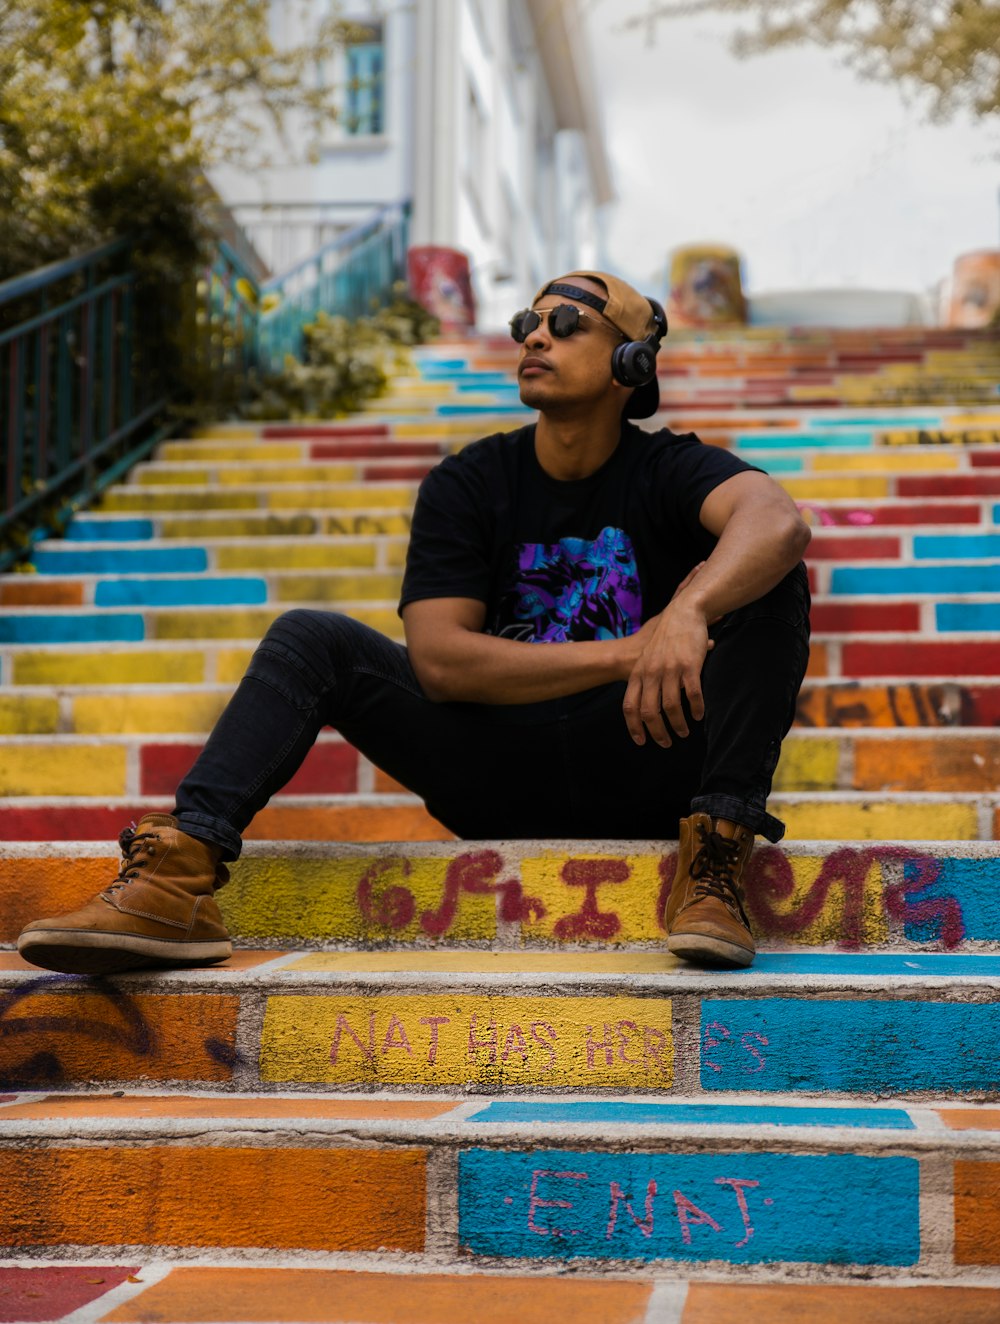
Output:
[402, 597, 648, 704]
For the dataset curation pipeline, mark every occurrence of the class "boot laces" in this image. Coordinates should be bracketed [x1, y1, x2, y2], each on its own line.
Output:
[105, 822, 159, 894]
[689, 824, 745, 913]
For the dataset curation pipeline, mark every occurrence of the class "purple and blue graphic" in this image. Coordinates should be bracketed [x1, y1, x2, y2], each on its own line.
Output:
[493, 526, 642, 643]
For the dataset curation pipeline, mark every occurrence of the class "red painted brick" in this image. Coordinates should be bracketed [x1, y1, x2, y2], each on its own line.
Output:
[971, 453, 1000, 467]
[806, 536, 901, 561]
[263, 423, 389, 438]
[0, 1266, 138, 1323]
[899, 475, 1000, 497]
[0, 806, 145, 842]
[311, 441, 441, 460]
[843, 641, 1000, 677]
[140, 742, 359, 797]
[810, 602, 919, 633]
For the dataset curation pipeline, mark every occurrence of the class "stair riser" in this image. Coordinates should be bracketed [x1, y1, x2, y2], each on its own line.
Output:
[3, 842, 998, 950]
[0, 1116, 996, 1274]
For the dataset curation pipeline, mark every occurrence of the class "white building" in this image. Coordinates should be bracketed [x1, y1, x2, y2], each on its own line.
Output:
[212, 0, 614, 328]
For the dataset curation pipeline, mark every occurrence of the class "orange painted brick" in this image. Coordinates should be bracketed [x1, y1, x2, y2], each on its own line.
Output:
[805, 642, 828, 678]
[0, 991, 239, 1084]
[246, 804, 453, 842]
[955, 1161, 1000, 1264]
[2, 1094, 456, 1121]
[0, 581, 84, 606]
[0, 856, 117, 942]
[374, 768, 408, 794]
[854, 736, 1000, 793]
[684, 1283, 1000, 1323]
[102, 1267, 652, 1323]
[938, 1110, 1000, 1131]
[0, 1146, 426, 1252]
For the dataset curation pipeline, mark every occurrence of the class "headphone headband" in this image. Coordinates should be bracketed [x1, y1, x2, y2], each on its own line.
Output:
[540, 283, 609, 316]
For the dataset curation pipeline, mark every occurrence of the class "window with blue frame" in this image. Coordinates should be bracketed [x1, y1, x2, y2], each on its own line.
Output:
[345, 23, 384, 135]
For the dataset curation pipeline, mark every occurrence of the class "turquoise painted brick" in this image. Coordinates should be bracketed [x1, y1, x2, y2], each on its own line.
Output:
[936, 603, 1000, 631]
[66, 518, 154, 541]
[831, 565, 1000, 594]
[94, 578, 268, 607]
[467, 1102, 915, 1129]
[904, 856, 1000, 943]
[734, 454, 805, 474]
[734, 433, 875, 450]
[32, 547, 207, 575]
[458, 1149, 919, 1265]
[914, 534, 1000, 559]
[700, 999, 1000, 1094]
[0, 614, 145, 643]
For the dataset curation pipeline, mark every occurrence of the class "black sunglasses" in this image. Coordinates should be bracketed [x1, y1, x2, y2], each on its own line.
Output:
[509, 304, 624, 344]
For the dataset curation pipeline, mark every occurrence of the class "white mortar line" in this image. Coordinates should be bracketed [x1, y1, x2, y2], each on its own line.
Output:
[645, 1280, 689, 1322]
[57, 1262, 174, 1324]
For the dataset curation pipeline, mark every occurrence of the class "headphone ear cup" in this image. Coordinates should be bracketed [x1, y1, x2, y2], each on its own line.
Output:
[612, 339, 658, 388]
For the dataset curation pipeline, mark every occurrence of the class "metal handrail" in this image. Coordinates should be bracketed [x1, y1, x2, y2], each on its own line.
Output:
[1, 200, 413, 567]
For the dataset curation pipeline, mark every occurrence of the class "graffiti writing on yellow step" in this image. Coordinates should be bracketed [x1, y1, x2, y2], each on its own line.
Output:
[345, 845, 965, 949]
[879, 429, 1000, 446]
[795, 682, 971, 728]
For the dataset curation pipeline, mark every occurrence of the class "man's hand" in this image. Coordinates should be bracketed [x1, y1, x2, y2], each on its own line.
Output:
[622, 563, 715, 747]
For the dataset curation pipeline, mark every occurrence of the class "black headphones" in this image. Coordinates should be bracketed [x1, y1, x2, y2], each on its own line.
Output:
[611, 297, 668, 389]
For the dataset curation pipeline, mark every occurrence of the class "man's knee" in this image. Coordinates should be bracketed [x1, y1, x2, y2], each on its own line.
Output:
[247, 609, 362, 705]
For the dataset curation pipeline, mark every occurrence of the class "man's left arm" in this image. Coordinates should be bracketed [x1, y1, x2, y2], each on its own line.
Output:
[623, 471, 810, 748]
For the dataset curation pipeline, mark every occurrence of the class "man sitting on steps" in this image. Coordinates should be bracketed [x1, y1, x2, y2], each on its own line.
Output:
[18, 271, 811, 976]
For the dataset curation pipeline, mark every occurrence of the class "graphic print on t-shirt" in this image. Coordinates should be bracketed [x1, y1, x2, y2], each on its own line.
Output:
[492, 525, 643, 642]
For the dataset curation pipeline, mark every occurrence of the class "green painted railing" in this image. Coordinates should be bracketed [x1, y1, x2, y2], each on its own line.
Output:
[0, 201, 411, 568]
[256, 200, 410, 372]
[0, 238, 171, 571]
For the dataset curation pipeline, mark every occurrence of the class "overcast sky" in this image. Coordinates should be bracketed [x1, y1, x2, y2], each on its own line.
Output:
[580, 1, 1000, 296]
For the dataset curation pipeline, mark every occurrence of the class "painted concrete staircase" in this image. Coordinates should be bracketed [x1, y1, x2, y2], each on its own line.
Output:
[2, 326, 1000, 1322]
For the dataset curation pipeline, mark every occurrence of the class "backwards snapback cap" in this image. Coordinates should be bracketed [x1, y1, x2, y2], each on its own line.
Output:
[532, 270, 663, 418]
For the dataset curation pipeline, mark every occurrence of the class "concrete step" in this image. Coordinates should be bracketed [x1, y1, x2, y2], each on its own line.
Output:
[1, 789, 997, 845]
[0, 1259, 997, 1322]
[2, 839, 997, 949]
[3, 950, 1000, 1097]
[2, 1092, 999, 1278]
[3, 727, 1000, 800]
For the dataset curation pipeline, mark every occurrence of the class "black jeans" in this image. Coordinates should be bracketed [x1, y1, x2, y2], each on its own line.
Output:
[174, 565, 811, 861]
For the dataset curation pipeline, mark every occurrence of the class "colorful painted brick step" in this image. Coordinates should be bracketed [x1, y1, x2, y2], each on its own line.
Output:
[1, 1264, 998, 1324]
[3, 838, 998, 952]
[4, 728, 1000, 799]
[1, 1091, 999, 1273]
[4, 954, 1000, 1096]
[2, 677, 996, 740]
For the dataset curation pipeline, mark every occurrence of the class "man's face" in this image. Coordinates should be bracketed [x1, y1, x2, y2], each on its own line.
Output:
[515, 277, 626, 414]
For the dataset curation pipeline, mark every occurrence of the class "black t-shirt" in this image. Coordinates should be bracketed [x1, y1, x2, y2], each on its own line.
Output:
[400, 422, 759, 648]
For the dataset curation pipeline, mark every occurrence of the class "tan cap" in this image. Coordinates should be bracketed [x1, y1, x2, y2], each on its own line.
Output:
[532, 270, 657, 342]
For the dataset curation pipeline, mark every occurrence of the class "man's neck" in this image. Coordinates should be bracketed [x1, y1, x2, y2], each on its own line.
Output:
[534, 408, 624, 481]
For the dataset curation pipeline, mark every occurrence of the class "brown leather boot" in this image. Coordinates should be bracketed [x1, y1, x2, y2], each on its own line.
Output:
[17, 814, 232, 975]
[664, 813, 756, 968]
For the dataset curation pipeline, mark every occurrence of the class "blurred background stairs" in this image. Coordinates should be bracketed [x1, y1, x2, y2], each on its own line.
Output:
[2, 322, 1000, 1321]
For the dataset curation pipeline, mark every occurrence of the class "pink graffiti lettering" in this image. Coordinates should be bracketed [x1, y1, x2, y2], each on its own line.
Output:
[421, 851, 545, 935]
[715, 1177, 760, 1248]
[741, 1031, 768, 1073]
[606, 1180, 657, 1239]
[501, 1024, 529, 1063]
[530, 1021, 558, 1070]
[356, 857, 416, 929]
[527, 1169, 587, 1239]
[553, 858, 631, 941]
[355, 850, 545, 938]
[745, 844, 964, 950]
[419, 1016, 450, 1065]
[702, 1020, 730, 1074]
[467, 1014, 498, 1064]
[381, 1015, 412, 1056]
[330, 1013, 375, 1064]
[673, 1189, 722, 1245]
